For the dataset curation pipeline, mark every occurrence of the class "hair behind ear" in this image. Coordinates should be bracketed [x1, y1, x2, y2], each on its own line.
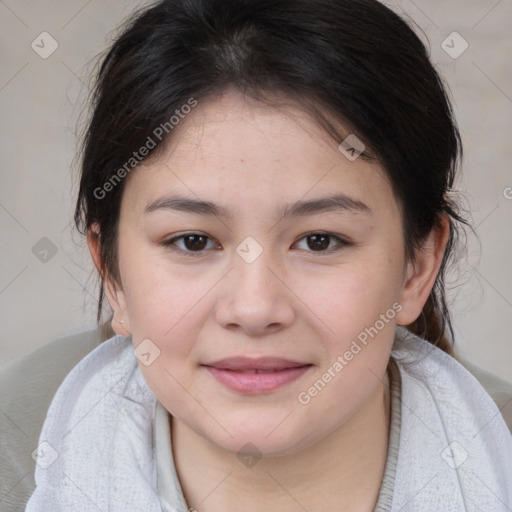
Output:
[100, 320, 116, 342]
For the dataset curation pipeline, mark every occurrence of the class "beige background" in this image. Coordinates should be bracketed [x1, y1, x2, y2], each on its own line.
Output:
[0, 0, 511, 380]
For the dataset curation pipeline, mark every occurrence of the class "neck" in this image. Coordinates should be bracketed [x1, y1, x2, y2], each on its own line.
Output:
[171, 369, 391, 512]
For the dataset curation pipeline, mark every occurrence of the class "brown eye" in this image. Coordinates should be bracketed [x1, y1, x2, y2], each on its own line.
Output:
[306, 234, 330, 251]
[183, 234, 208, 251]
[164, 233, 219, 253]
[293, 232, 349, 253]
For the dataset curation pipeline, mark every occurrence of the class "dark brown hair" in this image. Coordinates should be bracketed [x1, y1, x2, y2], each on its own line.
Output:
[75, 0, 469, 353]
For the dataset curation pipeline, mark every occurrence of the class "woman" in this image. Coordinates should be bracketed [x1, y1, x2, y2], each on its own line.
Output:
[18, 0, 512, 510]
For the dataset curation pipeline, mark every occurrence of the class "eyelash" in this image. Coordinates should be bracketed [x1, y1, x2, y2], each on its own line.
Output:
[162, 231, 351, 256]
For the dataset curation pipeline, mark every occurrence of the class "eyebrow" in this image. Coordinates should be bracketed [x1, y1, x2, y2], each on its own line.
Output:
[144, 193, 371, 221]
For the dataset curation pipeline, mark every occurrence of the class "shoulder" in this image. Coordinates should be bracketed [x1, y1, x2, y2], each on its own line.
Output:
[392, 327, 512, 434]
[453, 350, 512, 434]
[391, 328, 512, 508]
[0, 328, 103, 510]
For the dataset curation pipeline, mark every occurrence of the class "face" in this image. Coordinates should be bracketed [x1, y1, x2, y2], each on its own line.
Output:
[101, 88, 427, 457]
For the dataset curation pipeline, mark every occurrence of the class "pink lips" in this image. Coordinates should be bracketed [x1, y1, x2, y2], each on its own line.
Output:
[203, 357, 312, 394]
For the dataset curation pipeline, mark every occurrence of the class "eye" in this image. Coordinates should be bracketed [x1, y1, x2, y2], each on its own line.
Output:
[163, 233, 220, 253]
[293, 232, 349, 252]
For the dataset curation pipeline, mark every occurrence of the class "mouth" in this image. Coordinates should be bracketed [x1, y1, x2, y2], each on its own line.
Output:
[202, 357, 313, 394]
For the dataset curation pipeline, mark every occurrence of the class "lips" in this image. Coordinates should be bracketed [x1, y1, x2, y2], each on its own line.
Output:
[203, 357, 312, 394]
[205, 357, 308, 371]
[229, 369, 288, 374]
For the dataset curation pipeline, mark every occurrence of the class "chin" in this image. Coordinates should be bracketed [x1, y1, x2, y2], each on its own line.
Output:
[199, 411, 314, 459]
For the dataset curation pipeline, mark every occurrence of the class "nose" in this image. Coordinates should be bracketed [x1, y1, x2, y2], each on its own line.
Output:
[214, 249, 296, 336]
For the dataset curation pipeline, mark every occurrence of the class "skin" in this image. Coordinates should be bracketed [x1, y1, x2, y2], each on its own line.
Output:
[88, 87, 449, 511]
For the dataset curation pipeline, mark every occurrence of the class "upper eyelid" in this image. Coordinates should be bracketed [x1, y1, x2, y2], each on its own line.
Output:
[167, 231, 210, 240]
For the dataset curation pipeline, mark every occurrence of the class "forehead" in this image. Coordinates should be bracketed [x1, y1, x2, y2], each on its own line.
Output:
[122, 88, 397, 218]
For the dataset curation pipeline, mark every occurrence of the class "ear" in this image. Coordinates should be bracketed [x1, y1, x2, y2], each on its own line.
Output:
[396, 214, 450, 326]
[87, 224, 132, 336]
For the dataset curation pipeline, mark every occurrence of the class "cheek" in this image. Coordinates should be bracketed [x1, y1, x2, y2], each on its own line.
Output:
[119, 244, 209, 340]
[292, 264, 398, 431]
[293, 255, 403, 343]
[121, 255, 213, 415]
[117, 246, 226, 397]
[288, 251, 403, 410]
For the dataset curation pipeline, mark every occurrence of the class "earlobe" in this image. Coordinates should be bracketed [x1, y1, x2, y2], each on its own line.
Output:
[396, 214, 450, 326]
[104, 278, 132, 336]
